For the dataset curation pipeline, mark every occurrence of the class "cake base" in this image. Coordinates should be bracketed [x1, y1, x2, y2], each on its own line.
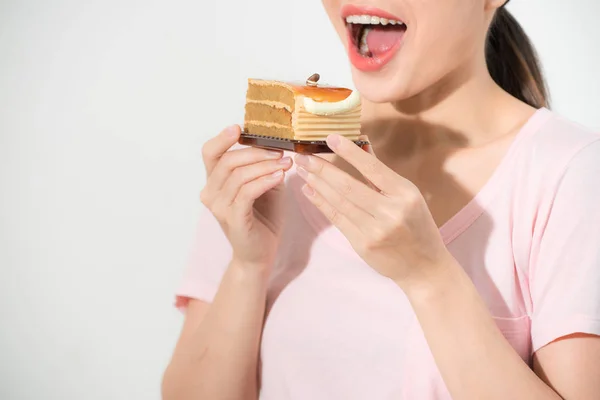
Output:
[239, 132, 369, 154]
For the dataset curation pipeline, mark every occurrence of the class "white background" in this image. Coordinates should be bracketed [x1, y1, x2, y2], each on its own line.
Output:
[1, 1, 598, 399]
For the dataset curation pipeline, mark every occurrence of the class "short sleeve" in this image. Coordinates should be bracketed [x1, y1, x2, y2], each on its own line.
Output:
[175, 204, 232, 311]
[530, 139, 600, 351]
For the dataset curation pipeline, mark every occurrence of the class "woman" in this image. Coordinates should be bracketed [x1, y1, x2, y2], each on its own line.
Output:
[162, 0, 600, 399]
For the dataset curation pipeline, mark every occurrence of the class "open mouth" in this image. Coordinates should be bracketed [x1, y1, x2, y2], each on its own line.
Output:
[342, 7, 407, 71]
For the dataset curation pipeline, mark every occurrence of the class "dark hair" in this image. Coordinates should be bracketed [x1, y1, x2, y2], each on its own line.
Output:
[485, 7, 550, 108]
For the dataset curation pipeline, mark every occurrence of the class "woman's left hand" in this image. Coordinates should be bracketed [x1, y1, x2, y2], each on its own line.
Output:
[294, 134, 453, 292]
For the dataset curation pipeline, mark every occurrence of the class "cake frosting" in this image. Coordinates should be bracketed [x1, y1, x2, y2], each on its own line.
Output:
[303, 90, 361, 116]
[243, 75, 362, 140]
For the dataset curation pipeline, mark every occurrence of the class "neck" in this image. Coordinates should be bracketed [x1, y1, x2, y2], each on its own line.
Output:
[360, 61, 536, 156]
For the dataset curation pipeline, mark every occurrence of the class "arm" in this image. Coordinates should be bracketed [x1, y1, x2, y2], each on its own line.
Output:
[405, 262, 562, 400]
[163, 125, 292, 400]
[162, 260, 269, 400]
[405, 260, 600, 400]
[535, 334, 600, 399]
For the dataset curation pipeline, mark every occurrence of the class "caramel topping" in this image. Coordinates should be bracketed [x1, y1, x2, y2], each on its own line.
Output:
[290, 84, 353, 103]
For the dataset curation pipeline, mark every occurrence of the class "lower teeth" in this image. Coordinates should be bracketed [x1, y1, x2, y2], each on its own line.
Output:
[359, 27, 371, 56]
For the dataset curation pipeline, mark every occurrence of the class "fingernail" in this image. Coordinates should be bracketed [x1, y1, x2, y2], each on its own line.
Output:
[302, 184, 315, 197]
[295, 154, 310, 167]
[278, 157, 292, 165]
[269, 170, 284, 180]
[296, 166, 309, 180]
[326, 134, 341, 150]
[225, 125, 239, 138]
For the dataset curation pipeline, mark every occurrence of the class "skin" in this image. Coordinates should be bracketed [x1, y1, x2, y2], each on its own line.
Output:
[162, 0, 600, 399]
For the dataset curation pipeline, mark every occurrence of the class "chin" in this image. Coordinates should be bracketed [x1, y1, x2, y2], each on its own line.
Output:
[351, 69, 416, 104]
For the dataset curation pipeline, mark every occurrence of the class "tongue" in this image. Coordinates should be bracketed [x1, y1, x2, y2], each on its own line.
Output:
[366, 26, 405, 56]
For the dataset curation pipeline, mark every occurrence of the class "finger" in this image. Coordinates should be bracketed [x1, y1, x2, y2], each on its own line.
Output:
[358, 135, 375, 156]
[230, 170, 286, 223]
[326, 134, 405, 195]
[296, 165, 373, 227]
[357, 135, 378, 190]
[201, 125, 242, 176]
[219, 157, 292, 206]
[294, 153, 382, 213]
[300, 183, 362, 243]
[207, 147, 283, 193]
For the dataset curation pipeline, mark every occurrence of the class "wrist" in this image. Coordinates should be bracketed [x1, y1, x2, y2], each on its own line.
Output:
[398, 254, 471, 307]
[230, 257, 273, 279]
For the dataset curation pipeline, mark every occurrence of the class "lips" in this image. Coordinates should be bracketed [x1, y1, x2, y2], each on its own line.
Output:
[341, 4, 407, 72]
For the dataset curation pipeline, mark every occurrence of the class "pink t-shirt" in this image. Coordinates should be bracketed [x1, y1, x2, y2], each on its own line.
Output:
[175, 108, 600, 399]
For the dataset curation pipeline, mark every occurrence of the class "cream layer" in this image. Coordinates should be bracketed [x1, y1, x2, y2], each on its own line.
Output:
[292, 95, 361, 139]
[245, 99, 292, 112]
[245, 120, 361, 140]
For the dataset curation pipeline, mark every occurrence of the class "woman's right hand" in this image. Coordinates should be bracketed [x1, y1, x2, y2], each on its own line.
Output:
[200, 125, 293, 269]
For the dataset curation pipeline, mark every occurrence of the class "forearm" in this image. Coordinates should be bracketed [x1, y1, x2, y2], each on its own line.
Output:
[163, 260, 269, 400]
[404, 259, 561, 400]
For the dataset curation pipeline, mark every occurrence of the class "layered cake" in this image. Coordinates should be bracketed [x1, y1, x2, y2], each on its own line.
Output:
[241, 74, 365, 153]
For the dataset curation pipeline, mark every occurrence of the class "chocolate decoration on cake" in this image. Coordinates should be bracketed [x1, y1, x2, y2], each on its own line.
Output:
[306, 73, 320, 87]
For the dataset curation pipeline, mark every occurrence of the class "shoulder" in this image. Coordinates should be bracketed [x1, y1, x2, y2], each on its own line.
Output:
[526, 109, 600, 169]
[506, 110, 599, 247]
[515, 109, 600, 194]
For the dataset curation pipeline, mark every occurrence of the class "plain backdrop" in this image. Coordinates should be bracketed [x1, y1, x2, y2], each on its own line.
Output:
[0, 0, 599, 399]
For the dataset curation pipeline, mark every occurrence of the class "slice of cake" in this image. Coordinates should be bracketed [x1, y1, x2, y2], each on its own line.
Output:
[243, 74, 362, 141]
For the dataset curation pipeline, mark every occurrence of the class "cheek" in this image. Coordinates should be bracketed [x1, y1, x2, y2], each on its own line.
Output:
[395, 2, 484, 94]
[415, 21, 477, 74]
[321, 0, 346, 42]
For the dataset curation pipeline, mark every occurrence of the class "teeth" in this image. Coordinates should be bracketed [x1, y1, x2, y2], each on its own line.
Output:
[358, 15, 373, 24]
[345, 14, 404, 26]
[359, 27, 371, 55]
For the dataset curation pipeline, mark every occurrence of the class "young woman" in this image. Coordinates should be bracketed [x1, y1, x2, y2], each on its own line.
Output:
[162, 1, 600, 399]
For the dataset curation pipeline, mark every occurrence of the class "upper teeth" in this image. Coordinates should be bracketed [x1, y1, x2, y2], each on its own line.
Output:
[345, 15, 405, 26]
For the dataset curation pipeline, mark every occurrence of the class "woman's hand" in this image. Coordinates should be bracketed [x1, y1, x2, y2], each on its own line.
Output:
[294, 134, 451, 292]
[200, 125, 293, 269]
